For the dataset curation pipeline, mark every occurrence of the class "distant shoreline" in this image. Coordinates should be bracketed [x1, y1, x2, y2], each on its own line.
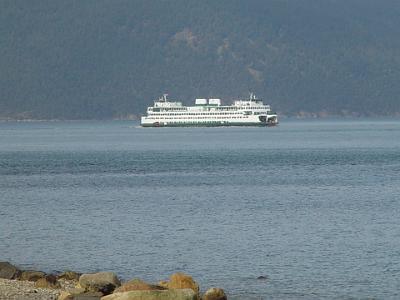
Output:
[0, 115, 399, 123]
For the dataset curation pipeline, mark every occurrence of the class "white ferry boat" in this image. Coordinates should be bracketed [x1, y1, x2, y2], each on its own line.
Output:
[140, 93, 278, 127]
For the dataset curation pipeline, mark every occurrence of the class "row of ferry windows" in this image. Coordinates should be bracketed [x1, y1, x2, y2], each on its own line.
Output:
[241, 107, 268, 109]
[150, 107, 268, 111]
[146, 116, 246, 119]
[148, 112, 252, 116]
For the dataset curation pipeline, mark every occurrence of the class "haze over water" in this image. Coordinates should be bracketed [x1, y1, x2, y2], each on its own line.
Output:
[1, 120, 400, 299]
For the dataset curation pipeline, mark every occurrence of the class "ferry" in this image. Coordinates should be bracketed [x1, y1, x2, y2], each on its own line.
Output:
[140, 93, 278, 127]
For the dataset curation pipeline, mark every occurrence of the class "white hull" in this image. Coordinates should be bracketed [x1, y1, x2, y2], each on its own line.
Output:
[141, 115, 277, 127]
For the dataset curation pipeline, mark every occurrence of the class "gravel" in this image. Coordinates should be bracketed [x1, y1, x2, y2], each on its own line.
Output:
[0, 278, 61, 300]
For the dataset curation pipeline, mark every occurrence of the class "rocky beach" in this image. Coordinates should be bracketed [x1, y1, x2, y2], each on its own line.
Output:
[0, 262, 227, 300]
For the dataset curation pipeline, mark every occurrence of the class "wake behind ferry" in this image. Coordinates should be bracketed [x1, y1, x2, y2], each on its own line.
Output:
[140, 93, 278, 127]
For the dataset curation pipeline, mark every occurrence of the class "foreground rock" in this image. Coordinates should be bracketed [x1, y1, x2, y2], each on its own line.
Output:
[114, 279, 166, 293]
[203, 288, 227, 300]
[58, 271, 81, 282]
[0, 262, 20, 280]
[79, 272, 121, 295]
[0, 265, 227, 300]
[35, 274, 61, 289]
[157, 281, 168, 289]
[61, 289, 103, 300]
[19, 270, 46, 282]
[58, 291, 74, 300]
[166, 273, 199, 299]
[101, 289, 196, 300]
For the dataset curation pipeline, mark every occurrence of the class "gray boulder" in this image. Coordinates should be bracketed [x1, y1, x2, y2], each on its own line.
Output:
[0, 261, 20, 279]
[101, 289, 196, 300]
[79, 272, 121, 295]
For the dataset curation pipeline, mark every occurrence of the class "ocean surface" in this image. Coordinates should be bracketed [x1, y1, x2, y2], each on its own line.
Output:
[1, 120, 400, 299]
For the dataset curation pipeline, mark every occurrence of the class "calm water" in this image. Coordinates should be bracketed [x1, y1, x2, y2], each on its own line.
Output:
[1, 120, 400, 299]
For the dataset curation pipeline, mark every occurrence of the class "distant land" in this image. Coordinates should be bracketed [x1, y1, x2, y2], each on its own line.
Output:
[1, 1, 400, 120]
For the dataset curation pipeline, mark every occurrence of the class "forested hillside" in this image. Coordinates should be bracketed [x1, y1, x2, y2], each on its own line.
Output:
[1, 0, 400, 119]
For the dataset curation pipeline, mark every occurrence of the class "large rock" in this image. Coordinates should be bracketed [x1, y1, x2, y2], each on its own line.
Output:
[114, 279, 166, 293]
[35, 274, 62, 289]
[66, 286, 86, 295]
[79, 272, 121, 295]
[63, 286, 103, 300]
[19, 270, 46, 281]
[0, 261, 20, 279]
[58, 270, 81, 281]
[167, 273, 199, 298]
[73, 292, 103, 300]
[58, 291, 74, 300]
[157, 281, 169, 289]
[101, 289, 196, 300]
[202, 288, 227, 300]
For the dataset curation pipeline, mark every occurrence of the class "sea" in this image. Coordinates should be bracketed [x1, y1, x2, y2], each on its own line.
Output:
[1, 119, 400, 299]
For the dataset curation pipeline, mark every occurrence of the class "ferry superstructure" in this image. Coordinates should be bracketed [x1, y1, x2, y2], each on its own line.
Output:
[140, 93, 278, 127]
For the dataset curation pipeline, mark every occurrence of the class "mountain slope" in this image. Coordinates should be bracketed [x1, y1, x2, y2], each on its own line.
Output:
[1, 0, 400, 119]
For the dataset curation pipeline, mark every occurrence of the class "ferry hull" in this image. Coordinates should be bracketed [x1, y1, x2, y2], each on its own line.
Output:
[141, 121, 277, 127]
